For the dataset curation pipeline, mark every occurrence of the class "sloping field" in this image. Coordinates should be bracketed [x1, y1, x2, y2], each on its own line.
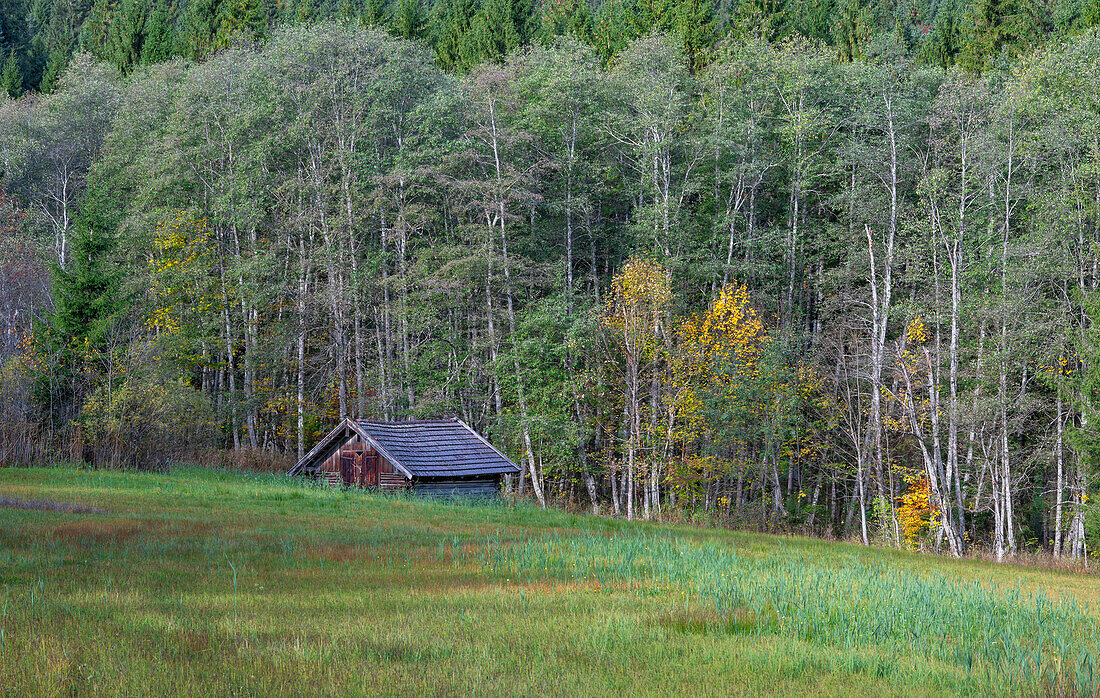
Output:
[0, 466, 1097, 696]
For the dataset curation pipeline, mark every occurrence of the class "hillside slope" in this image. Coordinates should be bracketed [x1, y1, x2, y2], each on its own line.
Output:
[0, 466, 1097, 696]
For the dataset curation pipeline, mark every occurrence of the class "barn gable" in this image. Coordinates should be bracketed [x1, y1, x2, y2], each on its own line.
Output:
[287, 418, 520, 497]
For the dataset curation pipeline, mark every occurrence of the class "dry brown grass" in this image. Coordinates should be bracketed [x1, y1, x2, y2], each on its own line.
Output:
[49, 518, 159, 543]
[203, 447, 296, 473]
[963, 547, 1094, 574]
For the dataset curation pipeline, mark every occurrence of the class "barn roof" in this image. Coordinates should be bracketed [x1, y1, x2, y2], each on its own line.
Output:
[287, 418, 521, 479]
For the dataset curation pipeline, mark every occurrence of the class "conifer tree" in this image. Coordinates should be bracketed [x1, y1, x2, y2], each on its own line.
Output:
[675, 0, 717, 70]
[216, 0, 267, 47]
[1, 49, 21, 97]
[107, 0, 150, 73]
[293, 0, 316, 23]
[140, 0, 174, 64]
[78, 0, 112, 60]
[923, 0, 961, 67]
[1082, 0, 1100, 27]
[465, 0, 528, 64]
[1068, 293, 1100, 475]
[959, 0, 1046, 70]
[361, 0, 388, 26]
[431, 0, 479, 69]
[34, 185, 126, 424]
[391, 0, 427, 39]
[40, 47, 69, 92]
[184, 0, 221, 59]
[833, 0, 868, 61]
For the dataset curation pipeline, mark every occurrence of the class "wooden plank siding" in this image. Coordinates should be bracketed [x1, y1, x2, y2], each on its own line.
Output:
[411, 476, 503, 499]
[315, 434, 407, 491]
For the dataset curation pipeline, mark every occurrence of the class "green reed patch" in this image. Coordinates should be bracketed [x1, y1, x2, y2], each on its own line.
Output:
[472, 533, 1100, 694]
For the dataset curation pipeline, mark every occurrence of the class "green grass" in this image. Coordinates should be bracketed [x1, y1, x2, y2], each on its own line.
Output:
[0, 465, 1097, 696]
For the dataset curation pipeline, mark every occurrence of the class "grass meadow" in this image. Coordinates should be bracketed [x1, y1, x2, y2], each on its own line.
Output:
[0, 465, 1098, 696]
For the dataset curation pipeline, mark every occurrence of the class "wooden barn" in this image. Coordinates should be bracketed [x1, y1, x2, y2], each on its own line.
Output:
[287, 418, 520, 498]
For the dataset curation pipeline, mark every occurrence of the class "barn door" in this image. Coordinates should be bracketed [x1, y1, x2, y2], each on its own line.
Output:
[361, 454, 379, 488]
[339, 453, 356, 487]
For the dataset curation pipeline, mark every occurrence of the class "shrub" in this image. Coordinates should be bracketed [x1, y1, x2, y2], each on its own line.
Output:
[79, 343, 216, 470]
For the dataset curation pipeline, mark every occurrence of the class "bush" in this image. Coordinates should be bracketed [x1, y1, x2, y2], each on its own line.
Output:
[79, 344, 216, 470]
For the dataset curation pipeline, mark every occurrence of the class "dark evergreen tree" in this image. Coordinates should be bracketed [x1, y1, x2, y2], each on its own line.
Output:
[33, 185, 126, 425]
[40, 47, 70, 92]
[1, 49, 22, 97]
[959, 0, 1047, 70]
[922, 0, 961, 67]
[78, 0, 112, 60]
[108, 0, 150, 73]
[293, 0, 317, 23]
[431, 0, 479, 69]
[360, 0, 388, 26]
[30, 0, 93, 91]
[184, 0, 221, 59]
[785, 0, 835, 43]
[675, 0, 717, 70]
[465, 0, 531, 64]
[140, 0, 174, 64]
[391, 0, 427, 38]
[1053, 0, 1081, 33]
[216, 0, 268, 46]
[832, 0, 868, 60]
[1082, 0, 1100, 27]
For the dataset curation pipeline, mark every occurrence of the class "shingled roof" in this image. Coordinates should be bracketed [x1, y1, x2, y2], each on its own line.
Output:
[287, 418, 521, 479]
[355, 419, 520, 477]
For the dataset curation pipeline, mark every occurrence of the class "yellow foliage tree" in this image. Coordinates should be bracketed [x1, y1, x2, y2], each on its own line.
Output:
[601, 257, 672, 520]
[897, 473, 937, 550]
[673, 282, 766, 498]
[677, 282, 764, 426]
[148, 211, 217, 363]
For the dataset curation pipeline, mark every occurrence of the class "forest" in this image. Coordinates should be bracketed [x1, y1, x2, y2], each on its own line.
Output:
[3, 0, 1100, 561]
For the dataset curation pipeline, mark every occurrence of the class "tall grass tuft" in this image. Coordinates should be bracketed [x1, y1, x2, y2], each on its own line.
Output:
[475, 533, 1100, 695]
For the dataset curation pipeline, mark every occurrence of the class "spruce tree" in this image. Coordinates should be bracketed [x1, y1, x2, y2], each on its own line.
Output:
[361, 0, 387, 26]
[40, 47, 69, 93]
[184, 0, 221, 59]
[465, 0, 524, 64]
[1, 48, 21, 97]
[431, 0, 478, 69]
[215, 0, 265, 47]
[78, 0, 113, 60]
[140, 0, 173, 64]
[674, 0, 717, 70]
[567, 1, 592, 42]
[959, 0, 1047, 70]
[294, 0, 316, 23]
[391, 0, 427, 39]
[1069, 292, 1100, 476]
[107, 0, 150, 73]
[923, 0, 961, 67]
[1082, 0, 1100, 27]
[34, 186, 127, 425]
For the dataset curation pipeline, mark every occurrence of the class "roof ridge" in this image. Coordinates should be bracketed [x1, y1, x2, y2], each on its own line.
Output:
[355, 418, 459, 425]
